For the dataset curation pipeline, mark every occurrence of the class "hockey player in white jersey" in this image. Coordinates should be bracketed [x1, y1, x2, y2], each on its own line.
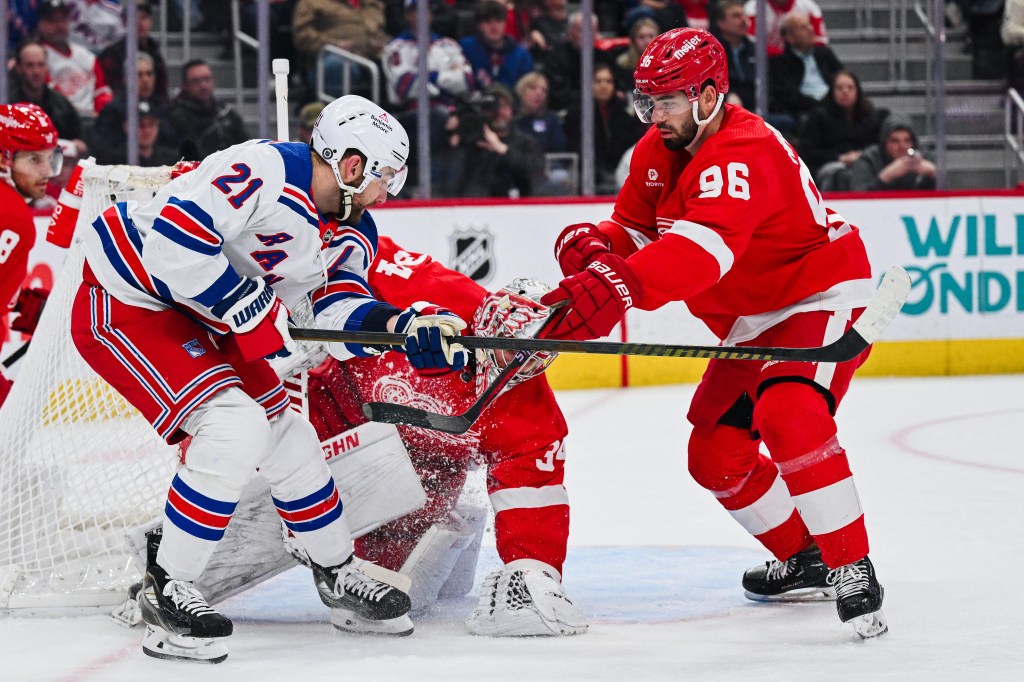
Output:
[70, 95, 469, 663]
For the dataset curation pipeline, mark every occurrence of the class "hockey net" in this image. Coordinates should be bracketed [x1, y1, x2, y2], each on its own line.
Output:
[0, 165, 180, 610]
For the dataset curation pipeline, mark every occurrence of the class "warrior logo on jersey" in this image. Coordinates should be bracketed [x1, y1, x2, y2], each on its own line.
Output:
[450, 226, 495, 285]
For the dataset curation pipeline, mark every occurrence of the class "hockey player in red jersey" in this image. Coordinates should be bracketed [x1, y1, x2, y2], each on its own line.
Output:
[541, 28, 887, 638]
[0, 103, 60, 406]
[302, 235, 587, 637]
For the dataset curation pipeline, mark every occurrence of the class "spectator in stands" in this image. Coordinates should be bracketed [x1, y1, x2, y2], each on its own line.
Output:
[613, 16, 660, 95]
[1004, 0, 1024, 91]
[438, 83, 545, 198]
[8, 0, 40, 51]
[168, 60, 249, 160]
[241, 1, 300, 65]
[94, 101, 181, 167]
[92, 53, 178, 159]
[681, 0, 711, 29]
[565, 62, 647, 194]
[460, 0, 535, 90]
[963, 0, 1006, 80]
[383, 0, 474, 111]
[98, 1, 169, 105]
[513, 71, 567, 153]
[768, 12, 843, 130]
[712, 0, 756, 110]
[544, 9, 610, 112]
[65, 0, 125, 52]
[9, 39, 87, 156]
[527, 0, 570, 66]
[296, 101, 325, 143]
[623, 0, 689, 34]
[799, 70, 890, 191]
[292, 0, 389, 99]
[35, 0, 113, 118]
[745, 0, 828, 57]
[848, 116, 937, 191]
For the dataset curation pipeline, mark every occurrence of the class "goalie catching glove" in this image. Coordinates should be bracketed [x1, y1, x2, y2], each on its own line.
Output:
[211, 277, 296, 362]
[394, 302, 469, 376]
[541, 254, 642, 341]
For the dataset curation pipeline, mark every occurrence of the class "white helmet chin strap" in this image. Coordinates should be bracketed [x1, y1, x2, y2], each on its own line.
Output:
[685, 93, 725, 153]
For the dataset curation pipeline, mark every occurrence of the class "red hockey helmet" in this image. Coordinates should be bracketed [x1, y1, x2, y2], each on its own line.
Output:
[634, 28, 729, 98]
[0, 103, 59, 155]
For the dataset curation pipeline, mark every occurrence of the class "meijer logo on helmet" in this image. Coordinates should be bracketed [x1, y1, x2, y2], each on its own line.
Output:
[672, 36, 702, 59]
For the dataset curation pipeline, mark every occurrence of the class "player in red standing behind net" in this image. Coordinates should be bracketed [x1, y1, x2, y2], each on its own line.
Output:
[0, 103, 59, 406]
[295, 235, 587, 637]
[540, 27, 887, 638]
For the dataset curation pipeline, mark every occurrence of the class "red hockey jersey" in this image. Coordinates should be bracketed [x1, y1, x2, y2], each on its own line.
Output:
[0, 181, 36, 318]
[604, 104, 873, 344]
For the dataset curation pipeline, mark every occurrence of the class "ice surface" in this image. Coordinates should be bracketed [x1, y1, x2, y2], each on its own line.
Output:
[3, 375, 1022, 681]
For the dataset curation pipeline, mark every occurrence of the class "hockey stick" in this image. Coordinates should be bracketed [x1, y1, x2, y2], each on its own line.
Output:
[1, 341, 30, 369]
[360, 303, 571, 434]
[292, 266, 911, 364]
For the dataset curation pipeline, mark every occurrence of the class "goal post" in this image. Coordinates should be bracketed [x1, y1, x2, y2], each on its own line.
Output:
[0, 165, 180, 610]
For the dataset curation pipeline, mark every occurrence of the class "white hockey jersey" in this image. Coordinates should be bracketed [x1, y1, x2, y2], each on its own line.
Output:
[80, 140, 397, 361]
[382, 31, 473, 108]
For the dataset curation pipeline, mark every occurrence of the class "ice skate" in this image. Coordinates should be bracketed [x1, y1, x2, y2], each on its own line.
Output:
[465, 559, 588, 637]
[109, 581, 143, 628]
[827, 556, 888, 639]
[742, 545, 835, 602]
[313, 556, 414, 636]
[138, 566, 232, 663]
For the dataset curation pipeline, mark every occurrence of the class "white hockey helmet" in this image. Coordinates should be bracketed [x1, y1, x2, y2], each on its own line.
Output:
[310, 95, 410, 197]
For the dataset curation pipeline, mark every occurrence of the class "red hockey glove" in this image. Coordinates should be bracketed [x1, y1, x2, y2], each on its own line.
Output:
[10, 287, 49, 335]
[540, 254, 642, 341]
[394, 302, 470, 377]
[553, 223, 613, 277]
[212, 277, 295, 362]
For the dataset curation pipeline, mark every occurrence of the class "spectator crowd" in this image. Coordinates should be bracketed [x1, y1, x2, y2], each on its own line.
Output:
[9, 0, 1016, 200]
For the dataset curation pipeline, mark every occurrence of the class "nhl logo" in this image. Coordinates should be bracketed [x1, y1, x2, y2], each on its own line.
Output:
[450, 226, 495, 285]
[648, 168, 658, 181]
[322, 228, 334, 243]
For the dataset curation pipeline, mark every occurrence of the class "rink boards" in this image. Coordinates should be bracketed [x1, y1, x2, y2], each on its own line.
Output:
[8, 190, 1023, 389]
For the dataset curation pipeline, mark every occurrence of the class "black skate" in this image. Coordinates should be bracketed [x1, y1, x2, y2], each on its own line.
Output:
[138, 565, 233, 663]
[742, 546, 836, 602]
[313, 556, 414, 636]
[826, 556, 888, 639]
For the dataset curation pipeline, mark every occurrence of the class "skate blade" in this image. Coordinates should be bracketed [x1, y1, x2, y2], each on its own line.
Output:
[142, 625, 229, 663]
[849, 610, 888, 639]
[330, 610, 414, 636]
[744, 586, 837, 603]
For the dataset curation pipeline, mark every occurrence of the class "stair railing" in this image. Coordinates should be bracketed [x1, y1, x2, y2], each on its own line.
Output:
[1004, 88, 1024, 187]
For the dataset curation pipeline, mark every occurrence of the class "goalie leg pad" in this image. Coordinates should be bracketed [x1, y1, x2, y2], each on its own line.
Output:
[398, 505, 485, 610]
[437, 505, 487, 600]
[465, 559, 588, 637]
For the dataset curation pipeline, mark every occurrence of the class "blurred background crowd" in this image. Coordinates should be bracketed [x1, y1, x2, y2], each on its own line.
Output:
[4, 0, 1022, 203]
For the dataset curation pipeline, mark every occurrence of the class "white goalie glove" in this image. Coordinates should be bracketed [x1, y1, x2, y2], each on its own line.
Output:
[472, 278, 559, 394]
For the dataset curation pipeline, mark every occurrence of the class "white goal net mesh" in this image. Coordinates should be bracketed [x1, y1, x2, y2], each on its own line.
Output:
[0, 165, 179, 610]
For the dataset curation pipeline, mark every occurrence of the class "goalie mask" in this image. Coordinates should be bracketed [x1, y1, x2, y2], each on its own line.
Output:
[310, 95, 410, 221]
[472, 278, 558, 394]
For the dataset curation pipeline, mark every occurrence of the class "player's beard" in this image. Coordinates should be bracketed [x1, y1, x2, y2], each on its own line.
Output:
[659, 116, 698, 151]
[342, 191, 369, 226]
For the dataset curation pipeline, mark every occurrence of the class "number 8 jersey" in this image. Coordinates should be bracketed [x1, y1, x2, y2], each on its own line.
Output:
[80, 140, 391, 361]
[607, 104, 874, 345]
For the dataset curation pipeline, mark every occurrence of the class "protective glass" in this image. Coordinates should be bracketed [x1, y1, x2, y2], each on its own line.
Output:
[632, 91, 692, 124]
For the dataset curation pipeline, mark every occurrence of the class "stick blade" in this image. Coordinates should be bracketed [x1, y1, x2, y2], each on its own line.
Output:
[362, 402, 473, 435]
[851, 266, 911, 345]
